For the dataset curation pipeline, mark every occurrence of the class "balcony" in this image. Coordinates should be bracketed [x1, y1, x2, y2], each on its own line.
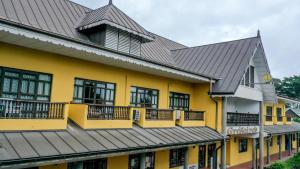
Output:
[227, 112, 259, 126]
[134, 108, 175, 128]
[176, 111, 205, 127]
[69, 104, 132, 129]
[0, 99, 68, 131]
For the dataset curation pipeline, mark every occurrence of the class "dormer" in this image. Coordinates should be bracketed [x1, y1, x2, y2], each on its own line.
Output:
[77, 1, 154, 56]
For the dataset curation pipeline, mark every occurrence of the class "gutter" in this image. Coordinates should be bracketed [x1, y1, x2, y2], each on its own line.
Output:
[0, 139, 223, 169]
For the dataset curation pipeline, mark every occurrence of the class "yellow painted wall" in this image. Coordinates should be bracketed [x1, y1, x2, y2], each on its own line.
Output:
[0, 43, 220, 130]
[155, 150, 170, 169]
[39, 163, 67, 169]
[108, 155, 129, 169]
[227, 137, 254, 166]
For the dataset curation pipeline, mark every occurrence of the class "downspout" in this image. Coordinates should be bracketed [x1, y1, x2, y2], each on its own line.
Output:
[209, 78, 219, 131]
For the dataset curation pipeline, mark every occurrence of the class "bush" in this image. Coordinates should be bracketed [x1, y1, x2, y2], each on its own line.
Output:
[267, 162, 286, 169]
[267, 153, 300, 169]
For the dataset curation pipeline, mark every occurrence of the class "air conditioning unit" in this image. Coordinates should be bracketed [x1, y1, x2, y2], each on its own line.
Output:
[175, 110, 181, 120]
[133, 110, 140, 121]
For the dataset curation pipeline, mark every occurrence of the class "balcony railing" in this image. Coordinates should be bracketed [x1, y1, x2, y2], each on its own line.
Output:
[227, 112, 259, 126]
[265, 115, 273, 122]
[277, 116, 283, 122]
[184, 111, 204, 121]
[146, 108, 173, 120]
[87, 105, 131, 120]
[0, 99, 65, 119]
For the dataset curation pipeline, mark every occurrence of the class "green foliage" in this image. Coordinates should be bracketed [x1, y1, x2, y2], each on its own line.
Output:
[274, 76, 300, 100]
[267, 153, 300, 169]
[294, 118, 300, 123]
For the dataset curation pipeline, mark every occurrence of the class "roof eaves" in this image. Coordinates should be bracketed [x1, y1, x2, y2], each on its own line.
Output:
[0, 19, 219, 81]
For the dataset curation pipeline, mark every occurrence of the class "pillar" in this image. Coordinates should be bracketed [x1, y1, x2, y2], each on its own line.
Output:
[252, 138, 257, 169]
[288, 134, 292, 156]
[140, 153, 146, 169]
[297, 133, 299, 153]
[278, 135, 282, 160]
[267, 138, 271, 164]
[184, 148, 188, 169]
[259, 101, 264, 169]
[221, 97, 227, 169]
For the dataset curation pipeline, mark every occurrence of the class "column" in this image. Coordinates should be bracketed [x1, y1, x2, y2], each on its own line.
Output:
[184, 148, 189, 169]
[297, 133, 299, 153]
[267, 138, 271, 164]
[278, 135, 282, 160]
[221, 97, 227, 169]
[140, 153, 146, 169]
[259, 101, 264, 169]
[288, 134, 292, 156]
[252, 138, 257, 169]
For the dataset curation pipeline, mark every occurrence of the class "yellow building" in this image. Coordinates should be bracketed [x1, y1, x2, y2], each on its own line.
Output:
[0, 1, 299, 169]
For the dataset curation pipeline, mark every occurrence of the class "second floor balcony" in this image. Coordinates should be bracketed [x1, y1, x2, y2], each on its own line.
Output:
[0, 98, 68, 131]
[69, 104, 132, 129]
[227, 112, 259, 126]
[176, 110, 205, 127]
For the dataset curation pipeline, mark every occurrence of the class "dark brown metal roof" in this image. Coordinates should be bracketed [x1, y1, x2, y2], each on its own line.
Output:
[172, 37, 261, 94]
[77, 4, 153, 41]
[264, 123, 300, 135]
[0, 122, 222, 166]
[0, 0, 263, 92]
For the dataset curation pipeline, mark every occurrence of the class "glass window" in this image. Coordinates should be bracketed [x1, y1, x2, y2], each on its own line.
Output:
[73, 78, 115, 105]
[239, 139, 248, 153]
[276, 108, 282, 117]
[0, 67, 52, 101]
[145, 153, 155, 169]
[207, 144, 216, 167]
[169, 92, 190, 111]
[169, 148, 185, 168]
[266, 106, 273, 116]
[241, 66, 255, 88]
[198, 145, 206, 168]
[129, 155, 140, 169]
[130, 87, 159, 108]
[68, 159, 107, 169]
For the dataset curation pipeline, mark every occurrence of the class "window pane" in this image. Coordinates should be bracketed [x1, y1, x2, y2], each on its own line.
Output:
[106, 83, 115, 89]
[44, 83, 50, 95]
[11, 79, 19, 93]
[5, 72, 19, 77]
[3, 78, 11, 92]
[38, 82, 44, 95]
[75, 79, 84, 85]
[39, 74, 51, 81]
[29, 81, 35, 94]
[21, 80, 28, 93]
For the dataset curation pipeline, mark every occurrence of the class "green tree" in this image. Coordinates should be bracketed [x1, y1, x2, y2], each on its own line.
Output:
[274, 75, 300, 100]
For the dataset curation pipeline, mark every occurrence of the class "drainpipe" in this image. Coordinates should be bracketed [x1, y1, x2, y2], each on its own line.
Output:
[209, 78, 219, 131]
[221, 97, 227, 169]
[259, 101, 264, 169]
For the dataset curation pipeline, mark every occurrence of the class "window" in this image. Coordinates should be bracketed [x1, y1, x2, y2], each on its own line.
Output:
[270, 137, 273, 147]
[293, 134, 296, 141]
[169, 92, 190, 111]
[239, 139, 248, 153]
[240, 65, 255, 88]
[169, 148, 185, 168]
[145, 153, 155, 169]
[276, 108, 282, 117]
[199, 145, 206, 168]
[0, 67, 52, 101]
[68, 159, 107, 169]
[129, 155, 140, 169]
[207, 144, 216, 167]
[73, 78, 115, 105]
[266, 106, 273, 116]
[130, 87, 159, 108]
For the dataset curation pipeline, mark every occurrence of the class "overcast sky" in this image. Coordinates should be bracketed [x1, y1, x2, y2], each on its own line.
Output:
[72, 0, 300, 79]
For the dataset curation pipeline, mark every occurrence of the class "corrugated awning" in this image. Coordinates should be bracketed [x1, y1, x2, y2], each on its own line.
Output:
[0, 122, 222, 167]
[264, 123, 300, 136]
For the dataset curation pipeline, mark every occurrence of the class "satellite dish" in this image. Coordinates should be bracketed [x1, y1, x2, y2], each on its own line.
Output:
[263, 74, 272, 83]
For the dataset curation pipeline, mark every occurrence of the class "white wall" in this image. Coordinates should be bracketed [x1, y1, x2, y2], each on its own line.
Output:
[228, 97, 260, 114]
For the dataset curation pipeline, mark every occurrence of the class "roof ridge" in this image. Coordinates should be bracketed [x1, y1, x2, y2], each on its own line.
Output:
[171, 36, 259, 52]
[66, 0, 92, 11]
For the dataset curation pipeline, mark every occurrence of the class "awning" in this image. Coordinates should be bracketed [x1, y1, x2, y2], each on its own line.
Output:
[0, 122, 222, 168]
[264, 123, 300, 136]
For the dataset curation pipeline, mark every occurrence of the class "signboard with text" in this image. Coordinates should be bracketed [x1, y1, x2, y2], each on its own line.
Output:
[226, 126, 259, 135]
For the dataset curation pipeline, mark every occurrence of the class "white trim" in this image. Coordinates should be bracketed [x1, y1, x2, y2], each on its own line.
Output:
[78, 19, 154, 42]
[278, 96, 300, 104]
[0, 22, 215, 83]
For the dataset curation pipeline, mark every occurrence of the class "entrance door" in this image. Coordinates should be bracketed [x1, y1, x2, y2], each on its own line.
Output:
[199, 145, 206, 168]
[207, 144, 217, 168]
